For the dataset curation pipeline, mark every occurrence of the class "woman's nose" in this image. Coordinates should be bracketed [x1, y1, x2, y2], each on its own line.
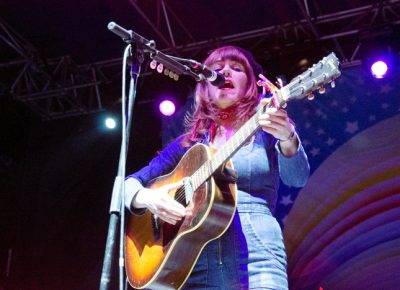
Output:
[222, 67, 231, 76]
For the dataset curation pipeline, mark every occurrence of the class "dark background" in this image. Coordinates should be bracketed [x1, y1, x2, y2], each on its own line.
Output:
[1, 1, 399, 289]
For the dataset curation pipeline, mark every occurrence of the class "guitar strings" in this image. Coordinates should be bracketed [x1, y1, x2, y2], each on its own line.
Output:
[174, 186, 187, 204]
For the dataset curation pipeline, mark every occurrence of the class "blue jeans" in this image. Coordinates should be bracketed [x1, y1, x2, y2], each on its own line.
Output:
[182, 203, 288, 290]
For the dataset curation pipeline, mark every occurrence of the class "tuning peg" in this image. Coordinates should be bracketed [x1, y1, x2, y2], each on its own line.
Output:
[164, 68, 170, 76]
[169, 71, 175, 78]
[330, 81, 336, 88]
[174, 74, 179, 81]
[275, 77, 284, 88]
[156, 63, 164, 73]
[150, 59, 157, 70]
[318, 87, 326, 94]
[307, 93, 315, 100]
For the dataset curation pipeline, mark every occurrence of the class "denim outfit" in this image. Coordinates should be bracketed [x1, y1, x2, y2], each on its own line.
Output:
[126, 130, 309, 290]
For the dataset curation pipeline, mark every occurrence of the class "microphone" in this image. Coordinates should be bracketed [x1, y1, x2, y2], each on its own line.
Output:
[186, 60, 226, 88]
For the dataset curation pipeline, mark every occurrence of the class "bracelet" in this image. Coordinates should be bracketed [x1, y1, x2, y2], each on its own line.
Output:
[279, 128, 296, 143]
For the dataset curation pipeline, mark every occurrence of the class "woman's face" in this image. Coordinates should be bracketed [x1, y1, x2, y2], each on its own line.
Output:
[207, 59, 248, 109]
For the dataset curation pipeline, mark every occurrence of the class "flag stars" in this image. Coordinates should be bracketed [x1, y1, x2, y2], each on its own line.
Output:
[356, 77, 365, 85]
[330, 100, 339, 107]
[302, 139, 311, 147]
[369, 115, 376, 121]
[345, 121, 359, 134]
[342, 107, 349, 113]
[310, 147, 321, 157]
[325, 137, 335, 146]
[315, 109, 323, 116]
[350, 96, 357, 103]
[317, 128, 325, 135]
[280, 194, 294, 206]
[381, 103, 389, 110]
[380, 84, 393, 94]
[304, 122, 311, 129]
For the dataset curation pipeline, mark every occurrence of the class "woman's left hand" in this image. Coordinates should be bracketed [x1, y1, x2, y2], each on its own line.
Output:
[258, 98, 294, 140]
[258, 98, 298, 156]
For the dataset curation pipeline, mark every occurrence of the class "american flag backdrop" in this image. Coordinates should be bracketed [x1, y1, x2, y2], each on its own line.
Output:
[278, 63, 400, 223]
[162, 63, 400, 290]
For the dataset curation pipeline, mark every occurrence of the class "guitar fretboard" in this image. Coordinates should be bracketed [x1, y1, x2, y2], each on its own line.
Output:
[190, 105, 265, 191]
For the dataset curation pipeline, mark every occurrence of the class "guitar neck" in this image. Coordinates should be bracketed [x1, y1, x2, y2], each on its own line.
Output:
[190, 105, 265, 190]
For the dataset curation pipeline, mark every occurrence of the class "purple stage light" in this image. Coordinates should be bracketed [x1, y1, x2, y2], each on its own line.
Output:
[159, 100, 176, 116]
[370, 60, 388, 79]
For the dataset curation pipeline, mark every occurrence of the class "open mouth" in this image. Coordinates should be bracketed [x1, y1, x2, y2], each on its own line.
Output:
[221, 80, 234, 89]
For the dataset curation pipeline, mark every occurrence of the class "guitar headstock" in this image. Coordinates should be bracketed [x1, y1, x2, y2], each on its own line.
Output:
[258, 52, 341, 107]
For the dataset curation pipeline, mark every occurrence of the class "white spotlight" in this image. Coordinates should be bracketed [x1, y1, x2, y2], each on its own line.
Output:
[105, 117, 116, 129]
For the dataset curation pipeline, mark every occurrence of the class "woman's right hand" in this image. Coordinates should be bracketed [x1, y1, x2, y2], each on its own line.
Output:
[133, 181, 187, 225]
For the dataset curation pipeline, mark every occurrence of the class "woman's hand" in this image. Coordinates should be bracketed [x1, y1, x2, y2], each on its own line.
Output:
[134, 181, 187, 225]
[258, 98, 299, 156]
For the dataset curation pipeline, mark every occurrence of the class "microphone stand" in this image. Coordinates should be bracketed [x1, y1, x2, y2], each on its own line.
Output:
[100, 22, 204, 290]
[99, 44, 140, 290]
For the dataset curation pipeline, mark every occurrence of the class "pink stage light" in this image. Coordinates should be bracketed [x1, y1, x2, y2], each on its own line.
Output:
[159, 100, 176, 116]
[370, 60, 388, 79]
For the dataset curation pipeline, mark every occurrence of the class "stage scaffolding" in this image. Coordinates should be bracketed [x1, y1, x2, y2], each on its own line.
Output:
[1, 0, 399, 120]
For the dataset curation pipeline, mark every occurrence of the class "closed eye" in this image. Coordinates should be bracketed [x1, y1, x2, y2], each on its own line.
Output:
[210, 64, 222, 71]
[233, 66, 244, 72]
[232, 62, 245, 71]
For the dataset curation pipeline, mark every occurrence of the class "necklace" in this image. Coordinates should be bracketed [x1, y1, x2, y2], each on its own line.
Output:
[216, 106, 237, 122]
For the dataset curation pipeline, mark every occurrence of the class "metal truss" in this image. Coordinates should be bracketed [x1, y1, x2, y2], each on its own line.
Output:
[1, 0, 400, 120]
[0, 19, 107, 120]
[131, 0, 400, 65]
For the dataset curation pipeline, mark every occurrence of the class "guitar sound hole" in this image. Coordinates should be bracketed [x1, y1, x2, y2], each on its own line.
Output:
[162, 219, 183, 247]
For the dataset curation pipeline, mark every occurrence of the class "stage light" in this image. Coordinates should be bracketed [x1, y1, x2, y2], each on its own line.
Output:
[159, 100, 176, 116]
[370, 60, 388, 79]
[364, 52, 396, 80]
[358, 28, 398, 80]
[105, 117, 116, 129]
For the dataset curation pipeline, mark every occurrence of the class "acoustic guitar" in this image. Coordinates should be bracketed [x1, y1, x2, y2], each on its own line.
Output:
[125, 53, 341, 290]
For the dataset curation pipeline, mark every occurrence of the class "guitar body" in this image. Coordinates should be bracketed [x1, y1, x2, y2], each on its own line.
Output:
[125, 143, 237, 290]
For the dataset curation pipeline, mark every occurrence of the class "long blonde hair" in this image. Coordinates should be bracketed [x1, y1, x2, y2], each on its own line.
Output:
[181, 46, 262, 146]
